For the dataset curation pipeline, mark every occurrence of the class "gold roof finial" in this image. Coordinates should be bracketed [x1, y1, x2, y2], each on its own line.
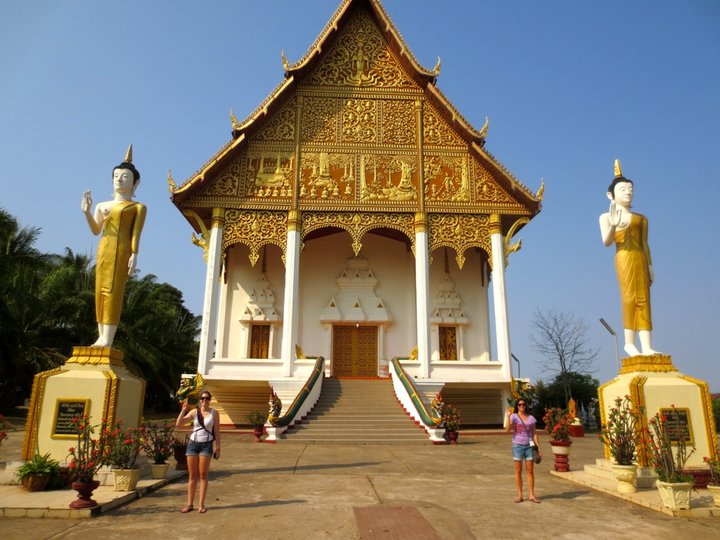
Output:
[479, 116, 489, 139]
[432, 56, 441, 76]
[614, 158, 623, 178]
[167, 169, 176, 193]
[536, 178, 544, 201]
[124, 144, 133, 163]
[281, 50, 289, 72]
[230, 108, 240, 131]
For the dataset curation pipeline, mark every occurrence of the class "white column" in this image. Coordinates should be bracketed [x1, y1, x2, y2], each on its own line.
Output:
[280, 210, 302, 377]
[197, 208, 225, 374]
[414, 213, 431, 379]
[489, 213, 511, 379]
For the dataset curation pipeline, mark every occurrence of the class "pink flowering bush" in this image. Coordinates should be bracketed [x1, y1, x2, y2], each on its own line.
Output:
[599, 395, 642, 465]
[104, 421, 142, 469]
[67, 416, 107, 484]
[646, 406, 695, 483]
[141, 422, 175, 465]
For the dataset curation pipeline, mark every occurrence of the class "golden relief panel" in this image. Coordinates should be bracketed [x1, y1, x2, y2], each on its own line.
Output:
[341, 98, 377, 143]
[201, 157, 241, 197]
[223, 209, 287, 267]
[300, 151, 355, 200]
[302, 97, 340, 143]
[359, 153, 418, 202]
[306, 9, 418, 89]
[423, 105, 465, 147]
[381, 100, 416, 145]
[428, 214, 492, 269]
[254, 98, 296, 141]
[424, 155, 470, 203]
[472, 157, 517, 207]
[242, 149, 295, 199]
[302, 211, 414, 256]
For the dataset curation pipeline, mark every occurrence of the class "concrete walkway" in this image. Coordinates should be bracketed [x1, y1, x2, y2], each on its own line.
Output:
[1, 428, 719, 539]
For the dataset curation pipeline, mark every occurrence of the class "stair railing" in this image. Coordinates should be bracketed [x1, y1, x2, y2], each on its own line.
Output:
[389, 358, 444, 438]
[272, 357, 325, 428]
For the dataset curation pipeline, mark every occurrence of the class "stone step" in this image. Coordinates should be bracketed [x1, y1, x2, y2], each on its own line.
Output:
[584, 459, 657, 489]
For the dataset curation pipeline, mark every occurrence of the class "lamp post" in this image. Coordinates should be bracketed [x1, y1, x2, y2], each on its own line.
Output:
[599, 318, 621, 372]
[511, 353, 521, 378]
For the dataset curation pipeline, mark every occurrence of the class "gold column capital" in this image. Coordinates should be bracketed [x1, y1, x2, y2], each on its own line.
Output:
[414, 212, 427, 233]
[288, 209, 302, 231]
[489, 213, 503, 235]
[211, 208, 226, 227]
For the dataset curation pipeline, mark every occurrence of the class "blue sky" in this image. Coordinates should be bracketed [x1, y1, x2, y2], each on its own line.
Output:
[2, 0, 719, 392]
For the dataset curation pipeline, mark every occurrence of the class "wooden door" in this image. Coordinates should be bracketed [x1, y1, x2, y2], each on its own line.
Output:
[332, 325, 378, 377]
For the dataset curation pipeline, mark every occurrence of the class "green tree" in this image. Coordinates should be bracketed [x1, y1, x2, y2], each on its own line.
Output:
[535, 372, 600, 414]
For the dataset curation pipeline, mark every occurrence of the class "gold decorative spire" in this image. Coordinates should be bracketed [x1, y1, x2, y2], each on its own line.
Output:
[167, 170, 176, 193]
[536, 178, 544, 201]
[432, 56, 441, 76]
[614, 159, 623, 178]
[230, 108, 240, 131]
[281, 50, 290, 71]
[479, 116, 489, 139]
[124, 144, 133, 163]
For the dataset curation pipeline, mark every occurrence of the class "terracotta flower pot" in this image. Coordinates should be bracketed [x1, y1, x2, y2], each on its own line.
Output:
[69, 480, 100, 509]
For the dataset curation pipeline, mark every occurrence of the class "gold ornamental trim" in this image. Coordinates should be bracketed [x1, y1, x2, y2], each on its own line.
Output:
[223, 209, 288, 267]
[428, 214, 492, 270]
[629, 376, 651, 467]
[301, 211, 414, 256]
[65, 346, 126, 367]
[619, 354, 677, 374]
[22, 367, 67, 460]
[679, 374, 719, 457]
[103, 370, 119, 429]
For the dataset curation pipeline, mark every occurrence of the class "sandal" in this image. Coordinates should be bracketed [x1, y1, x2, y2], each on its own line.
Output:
[181, 504, 193, 513]
[514, 497, 523, 503]
[529, 498, 541, 504]
[198, 506, 207, 514]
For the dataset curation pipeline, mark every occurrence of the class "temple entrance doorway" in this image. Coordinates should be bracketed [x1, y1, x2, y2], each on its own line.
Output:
[332, 325, 378, 377]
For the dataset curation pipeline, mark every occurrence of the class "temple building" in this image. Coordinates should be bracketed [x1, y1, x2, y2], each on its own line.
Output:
[171, 0, 542, 434]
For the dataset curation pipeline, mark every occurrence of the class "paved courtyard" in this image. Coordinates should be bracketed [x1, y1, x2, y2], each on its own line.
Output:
[1, 429, 719, 539]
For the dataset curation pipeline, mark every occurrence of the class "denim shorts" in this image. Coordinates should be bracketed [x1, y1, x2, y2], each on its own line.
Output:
[186, 440, 213, 457]
[512, 443, 533, 461]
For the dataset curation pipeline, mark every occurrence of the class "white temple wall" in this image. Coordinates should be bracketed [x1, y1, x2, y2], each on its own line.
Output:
[297, 232, 416, 363]
[428, 248, 491, 362]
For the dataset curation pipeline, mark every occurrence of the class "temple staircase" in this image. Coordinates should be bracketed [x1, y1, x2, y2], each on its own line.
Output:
[285, 378, 428, 444]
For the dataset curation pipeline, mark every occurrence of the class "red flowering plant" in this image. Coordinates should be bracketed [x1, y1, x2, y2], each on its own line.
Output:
[599, 395, 643, 465]
[67, 416, 107, 484]
[705, 452, 720, 487]
[646, 407, 695, 483]
[104, 421, 142, 470]
[543, 407, 574, 443]
[140, 422, 175, 465]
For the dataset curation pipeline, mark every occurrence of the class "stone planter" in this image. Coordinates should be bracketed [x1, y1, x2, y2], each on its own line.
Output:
[151, 463, 170, 479]
[69, 480, 100, 509]
[549, 440, 572, 472]
[112, 468, 141, 491]
[656, 479, 692, 510]
[611, 463, 638, 494]
[707, 484, 720, 507]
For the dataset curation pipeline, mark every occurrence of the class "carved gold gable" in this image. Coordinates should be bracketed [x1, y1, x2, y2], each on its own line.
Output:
[305, 8, 418, 89]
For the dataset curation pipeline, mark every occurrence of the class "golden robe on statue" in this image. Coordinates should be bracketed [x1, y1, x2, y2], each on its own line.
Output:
[613, 213, 652, 331]
[95, 200, 147, 325]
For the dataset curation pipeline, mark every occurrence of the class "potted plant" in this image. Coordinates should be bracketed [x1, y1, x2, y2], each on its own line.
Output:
[646, 407, 695, 510]
[172, 433, 190, 470]
[67, 416, 106, 508]
[17, 452, 60, 491]
[0, 414, 10, 445]
[247, 410, 267, 442]
[141, 422, 175, 479]
[442, 404, 462, 444]
[704, 451, 720, 507]
[543, 407, 574, 472]
[103, 421, 142, 491]
[599, 395, 643, 493]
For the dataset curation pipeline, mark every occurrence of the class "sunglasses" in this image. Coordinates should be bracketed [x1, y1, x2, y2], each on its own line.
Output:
[200, 396, 211, 401]
[517, 403, 527, 406]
